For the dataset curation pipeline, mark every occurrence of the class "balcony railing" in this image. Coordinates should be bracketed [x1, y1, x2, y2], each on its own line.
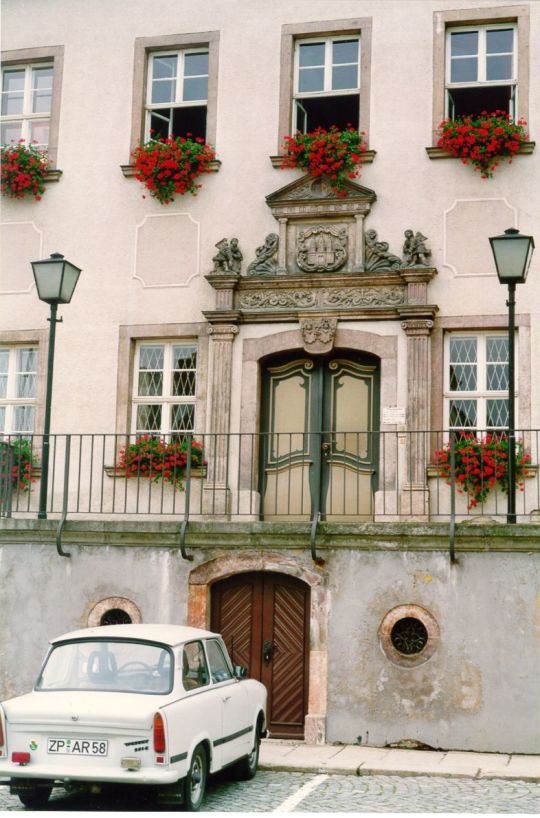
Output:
[1, 431, 539, 524]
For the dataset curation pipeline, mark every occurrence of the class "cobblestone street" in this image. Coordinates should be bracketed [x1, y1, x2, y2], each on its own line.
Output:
[1, 771, 539, 813]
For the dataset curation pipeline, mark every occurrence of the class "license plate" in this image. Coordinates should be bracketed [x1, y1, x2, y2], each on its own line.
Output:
[47, 738, 108, 756]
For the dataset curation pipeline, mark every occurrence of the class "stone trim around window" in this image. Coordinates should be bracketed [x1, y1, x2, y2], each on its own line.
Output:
[0, 328, 49, 436]
[276, 18, 372, 154]
[378, 604, 440, 668]
[115, 323, 209, 439]
[430, 5, 530, 146]
[0, 45, 64, 168]
[87, 596, 142, 628]
[430, 314, 531, 433]
[127, 31, 220, 160]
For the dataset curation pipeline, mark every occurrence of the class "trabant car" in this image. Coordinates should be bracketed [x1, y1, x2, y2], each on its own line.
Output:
[0, 624, 267, 810]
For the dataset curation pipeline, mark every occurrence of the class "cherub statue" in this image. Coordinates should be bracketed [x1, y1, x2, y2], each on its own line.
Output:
[247, 233, 279, 275]
[402, 230, 431, 266]
[212, 237, 243, 273]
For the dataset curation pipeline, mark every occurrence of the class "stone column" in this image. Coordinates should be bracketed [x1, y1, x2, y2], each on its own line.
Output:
[400, 317, 434, 518]
[204, 322, 239, 514]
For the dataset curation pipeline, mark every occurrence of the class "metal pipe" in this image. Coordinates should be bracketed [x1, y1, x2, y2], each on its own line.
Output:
[507, 282, 516, 523]
[38, 303, 60, 519]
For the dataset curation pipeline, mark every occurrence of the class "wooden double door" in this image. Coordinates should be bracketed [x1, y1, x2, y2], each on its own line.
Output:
[211, 572, 310, 738]
[260, 352, 380, 520]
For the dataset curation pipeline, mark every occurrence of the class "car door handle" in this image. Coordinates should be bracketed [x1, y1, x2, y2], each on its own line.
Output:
[222, 695, 232, 702]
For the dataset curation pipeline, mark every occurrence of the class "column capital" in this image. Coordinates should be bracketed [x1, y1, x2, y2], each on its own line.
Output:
[207, 323, 239, 342]
[401, 318, 434, 336]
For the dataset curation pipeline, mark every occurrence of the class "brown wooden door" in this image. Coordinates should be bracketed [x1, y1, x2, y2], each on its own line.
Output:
[211, 572, 310, 738]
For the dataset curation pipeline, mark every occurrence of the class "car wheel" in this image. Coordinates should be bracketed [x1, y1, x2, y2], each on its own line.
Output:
[235, 725, 260, 780]
[182, 744, 207, 811]
[17, 784, 52, 809]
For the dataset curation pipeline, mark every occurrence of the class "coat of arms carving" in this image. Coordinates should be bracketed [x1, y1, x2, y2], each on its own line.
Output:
[296, 226, 348, 273]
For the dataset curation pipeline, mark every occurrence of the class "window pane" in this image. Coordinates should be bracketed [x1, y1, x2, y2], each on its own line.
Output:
[18, 347, 37, 373]
[450, 338, 477, 364]
[139, 346, 164, 370]
[183, 76, 207, 102]
[173, 345, 197, 369]
[299, 42, 325, 67]
[1, 121, 22, 143]
[17, 375, 36, 399]
[32, 67, 52, 113]
[0, 376, 6, 400]
[0, 406, 5, 432]
[184, 52, 208, 76]
[138, 371, 163, 397]
[449, 399, 477, 428]
[1, 70, 24, 116]
[450, 57, 478, 83]
[152, 55, 177, 80]
[206, 640, 232, 683]
[136, 404, 161, 432]
[13, 405, 35, 433]
[151, 79, 175, 104]
[0, 349, 8, 374]
[450, 364, 477, 391]
[173, 370, 196, 396]
[487, 399, 508, 428]
[332, 64, 357, 90]
[486, 29, 513, 54]
[333, 39, 358, 64]
[171, 403, 194, 432]
[450, 31, 478, 57]
[486, 54, 513, 81]
[298, 67, 324, 93]
[28, 120, 49, 146]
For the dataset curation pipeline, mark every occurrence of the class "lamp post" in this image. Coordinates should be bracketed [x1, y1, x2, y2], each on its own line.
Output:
[31, 252, 82, 519]
[489, 228, 534, 523]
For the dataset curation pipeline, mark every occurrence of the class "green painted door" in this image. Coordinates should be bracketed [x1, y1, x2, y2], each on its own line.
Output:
[260, 354, 379, 520]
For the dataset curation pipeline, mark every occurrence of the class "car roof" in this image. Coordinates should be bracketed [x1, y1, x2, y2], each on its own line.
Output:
[50, 624, 218, 647]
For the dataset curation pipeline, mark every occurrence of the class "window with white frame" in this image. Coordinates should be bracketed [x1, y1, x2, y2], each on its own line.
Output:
[0, 346, 38, 435]
[145, 50, 208, 141]
[445, 333, 512, 431]
[293, 36, 360, 132]
[446, 24, 517, 118]
[1, 63, 54, 147]
[132, 342, 197, 436]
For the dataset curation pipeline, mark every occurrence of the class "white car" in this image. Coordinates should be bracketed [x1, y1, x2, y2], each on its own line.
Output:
[0, 624, 267, 810]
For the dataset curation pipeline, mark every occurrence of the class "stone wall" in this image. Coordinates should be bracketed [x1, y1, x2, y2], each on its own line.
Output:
[0, 520, 538, 753]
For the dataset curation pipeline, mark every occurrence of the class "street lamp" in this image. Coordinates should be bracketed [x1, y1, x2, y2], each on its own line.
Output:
[489, 228, 535, 523]
[31, 252, 82, 519]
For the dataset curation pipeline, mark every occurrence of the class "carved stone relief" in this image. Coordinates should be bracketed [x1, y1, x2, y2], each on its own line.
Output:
[236, 285, 406, 312]
[300, 316, 338, 354]
[364, 229, 402, 272]
[296, 226, 348, 273]
[246, 233, 279, 275]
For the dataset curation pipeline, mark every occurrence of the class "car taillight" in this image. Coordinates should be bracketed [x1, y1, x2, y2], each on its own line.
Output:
[153, 712, 166, 753]
[0, 713, 4, 750]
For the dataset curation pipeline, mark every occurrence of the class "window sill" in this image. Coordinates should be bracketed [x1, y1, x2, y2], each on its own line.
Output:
[426, 141, 535, 160]
[269, 150, 377, 169]
[44, 169, 62, 182]
[105, 465, 206, 479]
[120, 160, 221, 178]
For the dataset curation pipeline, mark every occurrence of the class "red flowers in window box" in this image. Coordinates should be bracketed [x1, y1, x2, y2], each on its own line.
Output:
[116, 435, 206, 490]
[432, 432, 531, 509]
[132, 135, 215, 204]
[280, 126, 367, 194]
[1, 140, 50, 200]
[6, 438, 37, 493]
[436, 112, 529, 178]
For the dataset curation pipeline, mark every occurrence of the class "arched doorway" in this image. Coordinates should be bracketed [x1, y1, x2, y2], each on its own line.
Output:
[260, 351, 380, 520]
[211, 571, 310, 738]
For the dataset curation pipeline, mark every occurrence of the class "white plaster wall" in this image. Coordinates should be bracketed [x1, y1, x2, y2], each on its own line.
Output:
[1, 0, 539, 432]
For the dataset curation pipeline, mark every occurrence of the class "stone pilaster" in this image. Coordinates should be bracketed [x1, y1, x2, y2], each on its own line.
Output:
[204, 322, 239, 513]
[400, 317, 435, 517]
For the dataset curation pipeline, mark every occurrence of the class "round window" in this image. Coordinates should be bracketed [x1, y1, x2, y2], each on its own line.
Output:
[378, 605, 440, 667]
[100, 608, 132, 626]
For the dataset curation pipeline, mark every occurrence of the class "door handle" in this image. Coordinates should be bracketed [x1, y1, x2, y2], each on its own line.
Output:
[321, 442, 331, 451]
[222, 695, 232, 702]
[263, 640, 274, 664]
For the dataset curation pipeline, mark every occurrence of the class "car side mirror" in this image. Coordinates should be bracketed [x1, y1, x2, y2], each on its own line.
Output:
[233, 665, 247, 679]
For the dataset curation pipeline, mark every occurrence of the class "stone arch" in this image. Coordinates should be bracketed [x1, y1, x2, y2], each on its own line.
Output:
[86, 596, 142, 628]
[187, 551, 329, 744]
[240, 326, 398, 436]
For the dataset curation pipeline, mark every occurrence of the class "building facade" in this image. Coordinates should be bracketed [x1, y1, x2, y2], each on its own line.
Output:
[1, 0, 539, 753]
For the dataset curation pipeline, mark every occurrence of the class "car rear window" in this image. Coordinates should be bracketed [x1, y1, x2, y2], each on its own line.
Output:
[36, 640, 173, 694]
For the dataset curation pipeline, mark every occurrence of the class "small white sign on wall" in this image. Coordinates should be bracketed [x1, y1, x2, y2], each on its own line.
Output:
[382, 406, 406, 425]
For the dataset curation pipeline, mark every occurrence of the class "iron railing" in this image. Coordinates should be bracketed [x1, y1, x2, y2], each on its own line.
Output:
[1, 431, 539, 524]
